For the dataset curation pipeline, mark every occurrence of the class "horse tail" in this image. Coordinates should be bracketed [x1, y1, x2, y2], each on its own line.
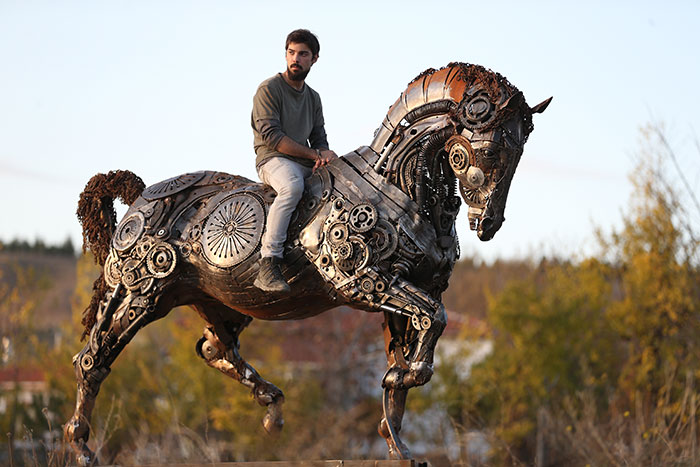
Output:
[76, 170, 145, 340]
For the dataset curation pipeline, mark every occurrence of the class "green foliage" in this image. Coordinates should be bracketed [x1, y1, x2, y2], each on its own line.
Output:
[0, 237, 76, 255]
[436, 259, 615, 453]
[0, 263, 53, 440]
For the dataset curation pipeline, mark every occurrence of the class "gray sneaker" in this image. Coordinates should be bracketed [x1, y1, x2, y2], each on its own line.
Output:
[254, 256, 290, 293]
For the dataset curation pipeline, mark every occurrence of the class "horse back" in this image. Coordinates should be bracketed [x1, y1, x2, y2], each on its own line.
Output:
[106, 170, 336, 320]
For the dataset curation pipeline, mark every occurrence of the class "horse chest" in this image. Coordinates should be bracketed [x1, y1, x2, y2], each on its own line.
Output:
[295, 151, 459, 302]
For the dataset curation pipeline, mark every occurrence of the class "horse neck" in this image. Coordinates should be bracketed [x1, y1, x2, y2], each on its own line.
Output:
[365, 65, 469, 235]
[369, 120, 459, 239]
[370, 65, 465, 158]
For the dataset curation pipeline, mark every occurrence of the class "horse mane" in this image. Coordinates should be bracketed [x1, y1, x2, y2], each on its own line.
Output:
[409, 62, 535, 140]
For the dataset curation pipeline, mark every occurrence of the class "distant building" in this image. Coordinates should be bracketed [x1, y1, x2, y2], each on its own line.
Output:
[0, 366, 48, 414]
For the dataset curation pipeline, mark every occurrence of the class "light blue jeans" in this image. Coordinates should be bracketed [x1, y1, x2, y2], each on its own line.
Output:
[257, 157, 312, 259]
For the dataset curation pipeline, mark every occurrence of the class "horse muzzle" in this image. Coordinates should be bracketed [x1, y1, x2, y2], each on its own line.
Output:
[469, 204, 503, 242]
[477, 215, 503, 241]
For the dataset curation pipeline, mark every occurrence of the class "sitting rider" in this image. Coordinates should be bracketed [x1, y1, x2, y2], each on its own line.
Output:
[252, 29, 338, 292]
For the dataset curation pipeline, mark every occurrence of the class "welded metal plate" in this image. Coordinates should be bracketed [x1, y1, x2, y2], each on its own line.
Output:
[142, 172, 205, 200]
[201, 193, 265, 268]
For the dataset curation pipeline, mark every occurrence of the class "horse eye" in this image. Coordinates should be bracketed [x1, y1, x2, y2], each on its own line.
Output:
[479, 148, 497, 162]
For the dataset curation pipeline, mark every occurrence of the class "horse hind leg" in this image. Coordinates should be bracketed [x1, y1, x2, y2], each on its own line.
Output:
[64, 283, 173, 465]
[192, 303, 285, 434]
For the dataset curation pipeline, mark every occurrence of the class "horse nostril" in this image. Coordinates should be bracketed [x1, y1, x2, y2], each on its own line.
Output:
[480, 217, 493, 232]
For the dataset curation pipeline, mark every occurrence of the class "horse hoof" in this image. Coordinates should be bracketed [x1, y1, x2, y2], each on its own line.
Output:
[387, 438, 412, 460]
[262, 411, 284, 435]
[77, 453, 93, 467]
[379, 418, 411, 460]
[262, 401, 284, 435]
[75, 444, 97, 466]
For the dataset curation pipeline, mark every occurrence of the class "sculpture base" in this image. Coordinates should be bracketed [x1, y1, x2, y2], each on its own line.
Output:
[144, 461, 429, 467]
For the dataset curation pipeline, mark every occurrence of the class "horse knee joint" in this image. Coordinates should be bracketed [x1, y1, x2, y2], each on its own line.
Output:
[407, 361, 434, 387]
[196, 335, 222, 361]
[382, 367, 408, 390]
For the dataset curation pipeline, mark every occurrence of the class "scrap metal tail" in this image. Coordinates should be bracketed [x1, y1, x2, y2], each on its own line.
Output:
[76, 170, 145, 339]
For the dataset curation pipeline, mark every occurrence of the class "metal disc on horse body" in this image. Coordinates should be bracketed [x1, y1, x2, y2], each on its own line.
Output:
[113, 212, 145, 252]
[201, 193, 265, 268]
[103, 251, 122, 288]
[459, 180, 488, 208]
[328, 222, 349, 245]
[141, 172, 205, 200]
[334, 235, 371, 272]
[146, 242, 177, 278]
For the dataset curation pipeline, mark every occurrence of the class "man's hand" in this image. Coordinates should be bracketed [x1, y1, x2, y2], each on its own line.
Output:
[313, 149, 338, 171]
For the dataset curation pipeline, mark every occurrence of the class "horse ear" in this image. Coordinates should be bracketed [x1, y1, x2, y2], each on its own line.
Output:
[499, 91, 524, 110]
[530, 97, 553, 114]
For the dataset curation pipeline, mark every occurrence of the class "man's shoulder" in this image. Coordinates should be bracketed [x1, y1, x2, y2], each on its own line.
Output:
[304, 82, 322, 103]
[257, 73, 284, 89]
[304, 80, 320, 95]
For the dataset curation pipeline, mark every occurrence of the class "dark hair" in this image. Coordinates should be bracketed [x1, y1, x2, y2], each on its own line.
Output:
[285, 29, 320, 57]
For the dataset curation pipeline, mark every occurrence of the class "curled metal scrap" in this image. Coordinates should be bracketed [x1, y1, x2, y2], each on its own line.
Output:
[65, 63, 550, 463]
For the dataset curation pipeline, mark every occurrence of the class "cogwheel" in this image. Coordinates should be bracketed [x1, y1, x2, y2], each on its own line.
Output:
[145, 243, 177, 278]
[359, 277, 375, 293]
[348, 203, 377, 233]
[328, 222, 349, 245]
[371, 219, 398, 261]
[104, 251, 122, 288]
[335, 235, 371, 272]
[332, 241, 353, 261]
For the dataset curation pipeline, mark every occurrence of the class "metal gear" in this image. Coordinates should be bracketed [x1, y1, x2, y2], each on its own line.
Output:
[332, 241, 353, 261]
[335, 236, 371, 272]
[142, 172, 205, 200]
[146, 243, 177, 278]
[371, 219, 399, 261]
[103, 251, 122, 288]
[459, 181, 488, 208]
[328, 222, 349, 245]
[348, 203, 377, 233]
[360, 277, 375, 293]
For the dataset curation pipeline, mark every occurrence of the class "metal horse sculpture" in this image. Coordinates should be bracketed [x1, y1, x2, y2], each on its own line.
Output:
[65, 62, 550, 463]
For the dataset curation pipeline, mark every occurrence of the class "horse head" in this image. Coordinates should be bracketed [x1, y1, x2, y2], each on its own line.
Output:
[370, 62, 551, 242]
[447, 82, 552, 241]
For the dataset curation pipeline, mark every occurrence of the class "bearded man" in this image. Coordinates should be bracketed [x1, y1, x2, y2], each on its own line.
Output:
[251, 29, 338, 292]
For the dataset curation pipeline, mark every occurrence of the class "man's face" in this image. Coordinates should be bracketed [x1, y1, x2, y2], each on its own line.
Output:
[285, 42, 317, 82]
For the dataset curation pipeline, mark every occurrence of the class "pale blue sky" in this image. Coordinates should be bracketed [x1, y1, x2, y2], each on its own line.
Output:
[1, 0, 698, 261]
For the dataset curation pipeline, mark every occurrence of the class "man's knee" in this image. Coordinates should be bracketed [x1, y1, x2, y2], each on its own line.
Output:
[276, 176, 305, 202]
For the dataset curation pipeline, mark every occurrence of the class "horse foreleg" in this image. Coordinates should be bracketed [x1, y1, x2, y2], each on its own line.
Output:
[195, 315, 285, 434]
[376, 314, 410, 459]
[379, 385, 411, 459]
[370, 279, 447, 459]
[379, 278, 447, 390]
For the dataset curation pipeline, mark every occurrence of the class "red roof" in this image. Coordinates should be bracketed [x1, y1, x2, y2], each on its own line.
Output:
[263, 306, 486, 365]
[0, 366, 45, 383]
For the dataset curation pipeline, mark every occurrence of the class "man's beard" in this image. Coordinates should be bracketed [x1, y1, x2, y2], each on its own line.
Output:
[287, 65, 310, 82]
